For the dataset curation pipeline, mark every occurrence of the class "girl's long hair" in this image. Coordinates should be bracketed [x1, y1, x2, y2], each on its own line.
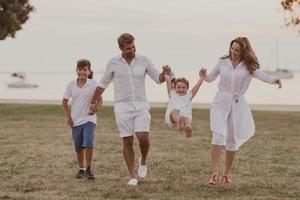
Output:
[222, 37, 260, 74]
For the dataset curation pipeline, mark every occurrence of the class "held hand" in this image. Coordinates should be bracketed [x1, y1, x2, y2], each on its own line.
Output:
[164, 73, 171, 82]
[89, 103, 97, 115]
[199, 68, 207, 79]
[98, 97, 103, 107]
[162, 65, 171, 75]
[275, 79, 282, 89]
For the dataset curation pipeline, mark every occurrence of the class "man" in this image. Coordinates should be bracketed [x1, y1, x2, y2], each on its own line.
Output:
[90, 33, 170, 186]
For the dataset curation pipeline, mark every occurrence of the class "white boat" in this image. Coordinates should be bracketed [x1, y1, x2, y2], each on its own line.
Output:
[264, 37, 294, 79]
[7, 80, 38, 88]
[6, 72, 38, 88]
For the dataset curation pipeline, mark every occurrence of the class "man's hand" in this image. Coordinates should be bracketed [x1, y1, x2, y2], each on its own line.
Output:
[164, 73, 171, 82]
[162, 65, 171, 75]
[89, 103, 97, 115]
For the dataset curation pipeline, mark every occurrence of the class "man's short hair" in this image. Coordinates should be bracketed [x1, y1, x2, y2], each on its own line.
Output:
[118, 33, 135, 48]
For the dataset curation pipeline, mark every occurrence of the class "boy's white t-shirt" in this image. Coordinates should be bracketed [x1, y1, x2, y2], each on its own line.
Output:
[63, 79, 97, 126]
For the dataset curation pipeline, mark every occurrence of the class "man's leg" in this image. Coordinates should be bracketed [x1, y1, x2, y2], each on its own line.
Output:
[135, 132, 150, 165]
[122, 136, 136, 179]
[134, 109, 151, 178]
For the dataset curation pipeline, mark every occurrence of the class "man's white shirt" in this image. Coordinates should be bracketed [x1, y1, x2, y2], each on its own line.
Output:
[98, 54, 162, 112]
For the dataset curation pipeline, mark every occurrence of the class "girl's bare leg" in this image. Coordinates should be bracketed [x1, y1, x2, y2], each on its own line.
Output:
[170, 110, 180, 127]
[183, 118, 192, 137]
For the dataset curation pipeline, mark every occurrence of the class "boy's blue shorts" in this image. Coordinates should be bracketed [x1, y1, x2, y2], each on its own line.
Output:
[72, 121, 96, 152]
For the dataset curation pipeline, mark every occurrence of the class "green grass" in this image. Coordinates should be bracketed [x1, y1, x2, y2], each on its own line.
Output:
[0, 104, 299, 200]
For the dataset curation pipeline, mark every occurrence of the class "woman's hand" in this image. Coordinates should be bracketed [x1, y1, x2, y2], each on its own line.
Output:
[275, 79, 282, 89]
[199, 68, 207, 80]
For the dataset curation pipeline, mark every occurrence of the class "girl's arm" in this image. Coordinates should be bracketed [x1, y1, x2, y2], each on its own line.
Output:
[164, 73, 173, 98]
[62, 98, 73, 127]
[191, 68, 206, 99]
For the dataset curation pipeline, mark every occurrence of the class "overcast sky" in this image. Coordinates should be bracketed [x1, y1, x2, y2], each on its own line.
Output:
[1, 0, 300, 74]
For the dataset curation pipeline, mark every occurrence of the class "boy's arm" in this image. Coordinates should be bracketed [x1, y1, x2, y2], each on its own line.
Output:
[62, 98, 73, 127]
[191, 68, 206, 99]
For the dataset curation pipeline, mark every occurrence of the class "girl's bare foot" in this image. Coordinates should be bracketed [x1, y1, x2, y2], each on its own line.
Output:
[184, 125, 192, 137]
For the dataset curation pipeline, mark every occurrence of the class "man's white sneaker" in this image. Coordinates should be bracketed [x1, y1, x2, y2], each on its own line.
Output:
[127, 178, 138, 186]
[138, 158, 147, 178]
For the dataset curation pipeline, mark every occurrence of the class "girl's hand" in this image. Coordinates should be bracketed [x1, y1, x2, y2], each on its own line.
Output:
[199, 68, 207, 79]
[275, 79, 282, 89]
[162, 65, 171, 75]
[164, 73, 171, 82]
[67, 117, 73, 127]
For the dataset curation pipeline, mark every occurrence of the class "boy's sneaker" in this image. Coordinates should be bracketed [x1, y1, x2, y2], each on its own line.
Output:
[85, 166, 95, 180]
[75, 169, 85, 179]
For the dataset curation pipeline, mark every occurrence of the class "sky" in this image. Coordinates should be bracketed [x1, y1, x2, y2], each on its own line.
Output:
[1, 0, 300, 74]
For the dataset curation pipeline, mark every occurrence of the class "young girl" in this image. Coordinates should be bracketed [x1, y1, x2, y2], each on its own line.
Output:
[62, 59, 101, 179]
[164, 68, 206, 137]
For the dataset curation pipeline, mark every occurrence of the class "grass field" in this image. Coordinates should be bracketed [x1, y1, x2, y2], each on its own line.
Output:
[0, 104, 299, 200]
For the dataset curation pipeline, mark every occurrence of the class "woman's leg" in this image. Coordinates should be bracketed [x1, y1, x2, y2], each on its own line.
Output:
[210, 131, 225, 179]
[224, 110, 237, 178]
[224, 150, 236, 176]
[211, 144, 223, 176]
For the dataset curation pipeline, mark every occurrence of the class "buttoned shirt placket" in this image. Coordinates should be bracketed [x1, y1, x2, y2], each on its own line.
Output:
[122, 57, 137, 111]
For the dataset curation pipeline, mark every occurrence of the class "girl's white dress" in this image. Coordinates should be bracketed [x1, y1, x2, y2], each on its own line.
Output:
[205, 58, 278, 148]
[165, 89, 193, 129]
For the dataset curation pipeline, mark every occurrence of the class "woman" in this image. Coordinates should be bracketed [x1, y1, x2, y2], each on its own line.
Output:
[204, 37, 282, 186]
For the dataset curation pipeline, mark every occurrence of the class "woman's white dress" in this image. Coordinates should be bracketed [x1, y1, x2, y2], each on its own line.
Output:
[205, 58, 278, 148]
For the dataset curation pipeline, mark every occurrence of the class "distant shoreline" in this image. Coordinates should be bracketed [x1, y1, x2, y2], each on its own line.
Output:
[0, 99, 300, 112]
